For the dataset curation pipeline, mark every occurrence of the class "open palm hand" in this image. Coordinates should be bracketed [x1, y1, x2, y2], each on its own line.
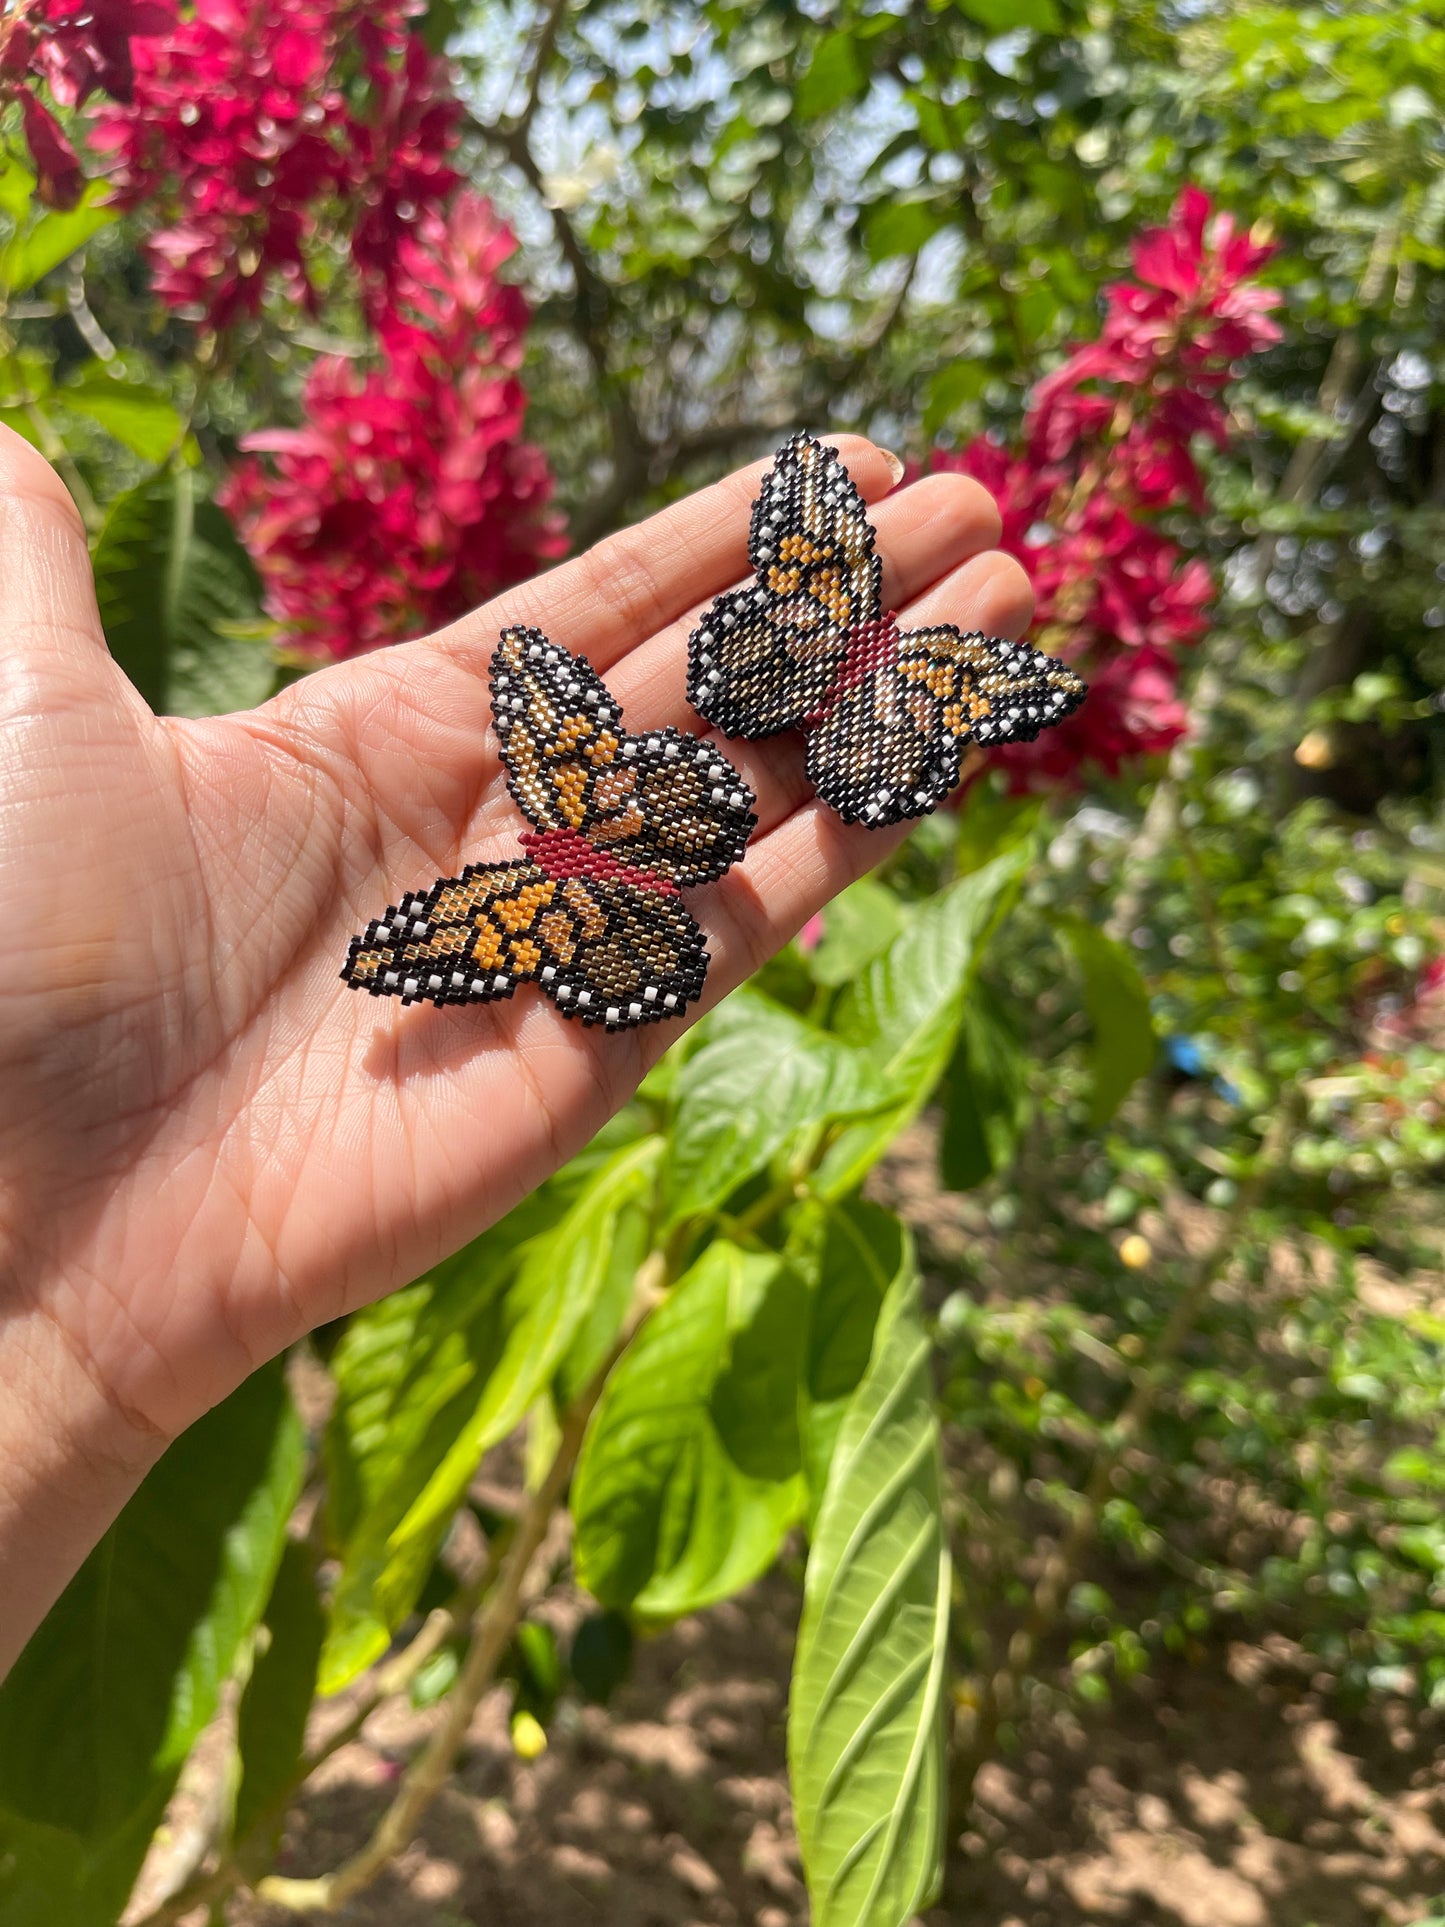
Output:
[0, 426, 1029, 1667]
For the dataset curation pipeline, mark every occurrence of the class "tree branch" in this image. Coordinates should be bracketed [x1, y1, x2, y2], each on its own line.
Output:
[475, 98, 650, 542]
[511, 0, 569, 141]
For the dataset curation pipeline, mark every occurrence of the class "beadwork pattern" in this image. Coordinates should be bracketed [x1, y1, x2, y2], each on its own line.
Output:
[687, 430, 1089, 828]
[342, 626, 757, 1029]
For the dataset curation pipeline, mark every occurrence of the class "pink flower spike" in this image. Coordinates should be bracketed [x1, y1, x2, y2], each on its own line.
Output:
[222, 192, 566, 661]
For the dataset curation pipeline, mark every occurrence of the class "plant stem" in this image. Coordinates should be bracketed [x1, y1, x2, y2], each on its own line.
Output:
[255, 1304, 645, 1915]
[23, 398, 100, 532]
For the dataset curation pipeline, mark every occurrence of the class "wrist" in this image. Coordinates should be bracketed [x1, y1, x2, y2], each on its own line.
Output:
[0, 1299, 166, 1679]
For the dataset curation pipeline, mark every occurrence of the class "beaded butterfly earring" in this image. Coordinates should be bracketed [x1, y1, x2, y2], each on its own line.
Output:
[687, 430, 1087, 828]
[343, 626, 756, 1030]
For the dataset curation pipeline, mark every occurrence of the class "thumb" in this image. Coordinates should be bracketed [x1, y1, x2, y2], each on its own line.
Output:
[0, 425, 126, 696]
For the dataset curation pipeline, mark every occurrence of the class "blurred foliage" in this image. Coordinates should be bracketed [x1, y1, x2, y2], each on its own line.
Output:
[0, 3, 1443, 1926]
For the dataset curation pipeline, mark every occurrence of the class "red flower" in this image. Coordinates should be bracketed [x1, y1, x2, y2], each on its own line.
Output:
[928, 188, 1280, 790]
[0, 0, 172, 206]
[16, 88, 84, 207]
[222, 194, 565, 659]
[91, 0, 460, 330]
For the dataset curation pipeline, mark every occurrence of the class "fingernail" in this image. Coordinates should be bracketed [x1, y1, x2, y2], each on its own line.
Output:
[879, 447, 905, 485]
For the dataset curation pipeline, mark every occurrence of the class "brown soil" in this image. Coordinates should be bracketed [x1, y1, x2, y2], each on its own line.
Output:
[140, 1120, 1445, 1927]
[202, 1569, 1445, 1927]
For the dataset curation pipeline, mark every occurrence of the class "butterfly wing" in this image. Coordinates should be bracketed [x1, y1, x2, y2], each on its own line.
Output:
[342, 859, 553, 1007]
[688, 431, 882, 737]
[344, 626, 753, 1026]
[533, 873, 711, 1028]
[807, 627, 1088, 828]
[492, 625, 756, 883]
[490, 625, 628, 836]
[341, 861, 711, 1028]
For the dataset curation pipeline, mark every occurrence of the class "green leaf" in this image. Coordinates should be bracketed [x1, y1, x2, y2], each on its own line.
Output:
[320, 1139, 661, 1690]
[789, 1236, 949, 1927]
[0, 407, 42, 448]
[797, 29, 869, 118]
[569, 1610, 634, 1705]
[0, 182, 116, 294]
[862, 199, 945, 262]
[91, 469, 269, 715]
[233, 1539, 325, 1853]
[662, 989, 888, 1226]
[924, 359, 988, 436]
[0, 1363, 304, 1927]
[952, 784, 1043, 877]
[417, 0, 460, 53]
[573, 1240, 809, 1618]
[792, 1199, 905, 1515]
[0, 154, 37, 226]
[61, 370, 185, 463]
[939, 981, 1032, 1189]
[955, 0, 1061, 31]
[817, 845, 1031, 1194]
[1056, 915, 1157, 1127]
[1014, 282, 1060, 346]
[805, 877, 907, 988]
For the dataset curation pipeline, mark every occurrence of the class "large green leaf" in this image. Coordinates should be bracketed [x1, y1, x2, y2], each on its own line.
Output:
[796, 29, 869, 118]
[804, 876, 907, 989]
[320, 1139, 661, 1690]
[789, 1240, 949, 1927]
[0, 154, 36, 226]
[791, 1199, 906, 1516]
[232, 1539, 325, 1853]
[573, 1240, 809, 1619]
[91, 468, 270, 716]
[817, 845, 1031, 1194]
[956, 0, 1062, 29]
[923, 359, 989, 437]
[0, 181, 115, 294]
[1056, 915, 1157, 1127]
[939, 980, 1033, 1190]
[0, 1363, 304, 1927]
[62, 369, 185, 463]
[863, 199, 945, 261]
[662, 989, 888, 1227]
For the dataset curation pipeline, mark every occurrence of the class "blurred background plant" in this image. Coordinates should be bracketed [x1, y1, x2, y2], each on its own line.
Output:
[0, 2, 1442, 1924]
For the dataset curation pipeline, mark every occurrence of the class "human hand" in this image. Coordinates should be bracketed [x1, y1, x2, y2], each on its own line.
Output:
[0, 426, 1030, 1669]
